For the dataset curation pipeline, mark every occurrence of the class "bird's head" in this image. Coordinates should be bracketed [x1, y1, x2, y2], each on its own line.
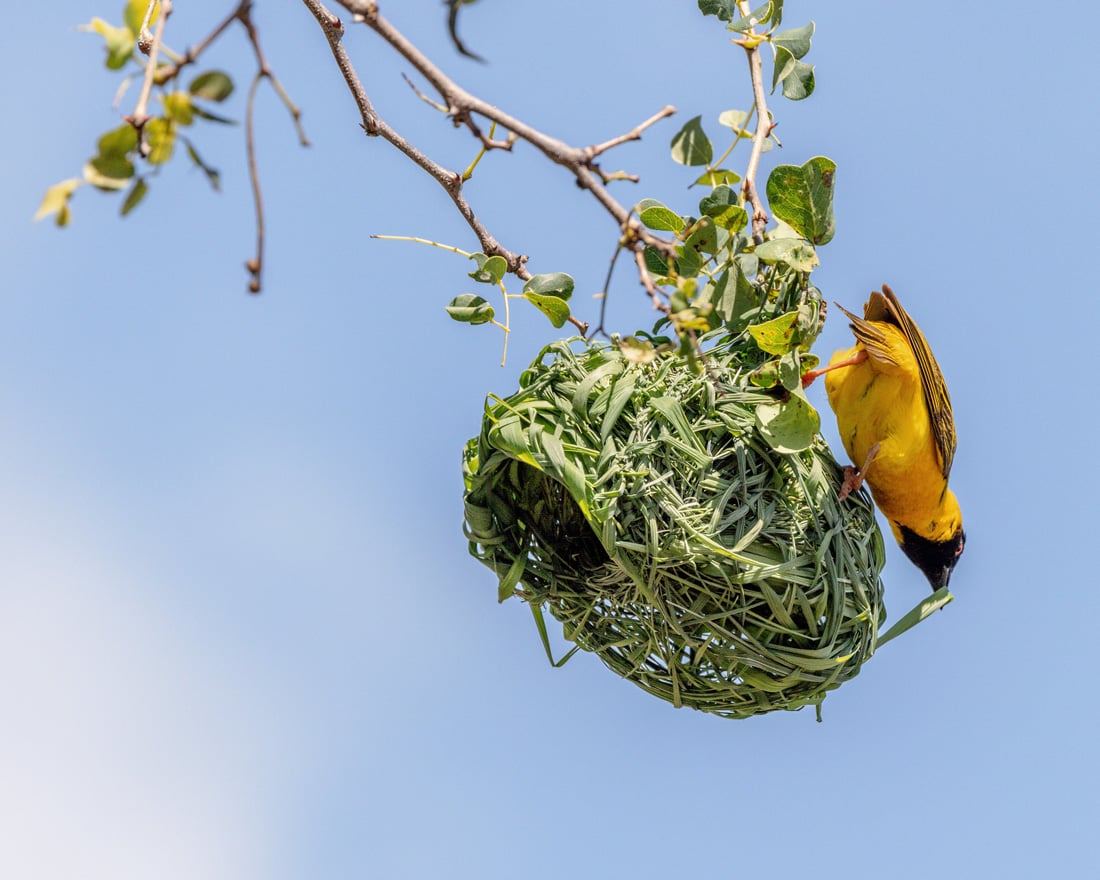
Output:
[896, 522, 966, 590]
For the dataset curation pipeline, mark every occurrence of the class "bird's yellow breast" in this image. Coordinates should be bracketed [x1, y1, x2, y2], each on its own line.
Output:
[824, 334, 960, 542]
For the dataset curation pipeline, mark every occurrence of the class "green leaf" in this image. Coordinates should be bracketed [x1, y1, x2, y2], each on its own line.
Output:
[190, 105, 237, 125]
[766, 157, 836, 245]
[145, 118, 176, 164]
[728, 2, 772, 33]
[772, 46, 798, 94]
[189, 71, 235, 102]
[120, 177, 148, 216]
[876, 587, 954, 648]
[718, 109, 753, 138]
[754, 237, 818, 271]
[83, 155, 135, 191]
[80, 17, 135, 69]
[619, 336, 656, 365]
[674, 244, 701, 279]
[717, 109, 774, 151]
[781, 60, 815, 100]
[639, 202, 685, 233]
[125, 0, 159, 36]
[748, 310, 799, 354]
[468, 253, 508, 285]
[163, 92, 194, 126]
[184, 140, 221, 191]
[777, 350, 802, 391]
[642, 246, 669, 278]
[755, 392, 819, 453]
[683, 217, 719, 257]
[524, 292, 570, 328]
[446, 293, 495, 324]
[34, 179, 82, 225]
[773, 22, 814, 58]
[523, 272, 574, 301]
[698, 185, 748, 232]
[97, 124, 138, 158]
[697, 0, 738, 20]
[670, 116, 713, 167]
[749, 360, 780, 388]
[710, 266, 757, 326]
[694, 168, 741, 187]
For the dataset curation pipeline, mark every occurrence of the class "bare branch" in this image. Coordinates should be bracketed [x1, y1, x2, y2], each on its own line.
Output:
[300, 0, 530, 277]
[333, 1, 677, 257]
[157, 0, 249, 86]
[634, 249, 670, 315]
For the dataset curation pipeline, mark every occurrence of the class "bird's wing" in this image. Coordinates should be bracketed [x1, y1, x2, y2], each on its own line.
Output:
[875, 285, 957, 479]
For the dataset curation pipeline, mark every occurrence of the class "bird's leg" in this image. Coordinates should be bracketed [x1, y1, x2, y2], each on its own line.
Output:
[801, 349, 868, 387]
[838, 442, 881, 501]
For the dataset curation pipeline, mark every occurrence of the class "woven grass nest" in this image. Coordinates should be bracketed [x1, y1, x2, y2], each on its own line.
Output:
[462, 337, 888, 718]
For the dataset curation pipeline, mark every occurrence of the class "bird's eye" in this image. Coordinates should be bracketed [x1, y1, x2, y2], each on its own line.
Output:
[955, 542, 964, 557]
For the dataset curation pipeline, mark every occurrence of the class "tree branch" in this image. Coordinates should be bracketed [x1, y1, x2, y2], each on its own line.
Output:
[299, 0, 532, 280]
[734, 1, 773, 244]
[333, 0, 677, 256]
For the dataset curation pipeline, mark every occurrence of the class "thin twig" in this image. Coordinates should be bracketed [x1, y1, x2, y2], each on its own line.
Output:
[734, 1, 772, 244]
[401, 72, 448, 113]
[244, 71, 264, 293]
[301, 0, 531, 279]
[590, 240, 627, 339]
[156, 0, 249, 87]
[334, 0, 677, 257]
[238, 4, 311, 146]
[584, 105, 676, 160]
[634, 250, 669, 314]
[126, 0, 172, 154]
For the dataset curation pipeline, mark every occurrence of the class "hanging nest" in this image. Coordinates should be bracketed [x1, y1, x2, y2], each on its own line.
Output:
[462, 337, 888, 719]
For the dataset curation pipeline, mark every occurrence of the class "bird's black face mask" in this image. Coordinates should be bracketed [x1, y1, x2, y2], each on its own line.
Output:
[897, 524, 966, 590]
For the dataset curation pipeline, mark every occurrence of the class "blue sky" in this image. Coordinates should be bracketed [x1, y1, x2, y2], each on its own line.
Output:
[2, 2, 1098, 877]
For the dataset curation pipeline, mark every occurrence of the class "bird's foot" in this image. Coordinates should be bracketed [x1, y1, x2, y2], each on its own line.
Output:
[837, 467, 864, 502]
[838, 442, 881, 502]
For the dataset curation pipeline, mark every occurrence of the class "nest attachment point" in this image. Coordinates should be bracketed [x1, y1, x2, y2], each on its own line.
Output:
[463, 338, 887, 719]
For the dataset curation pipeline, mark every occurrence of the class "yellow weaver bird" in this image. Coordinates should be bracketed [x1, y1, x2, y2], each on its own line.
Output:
[802, 284, 965, 589]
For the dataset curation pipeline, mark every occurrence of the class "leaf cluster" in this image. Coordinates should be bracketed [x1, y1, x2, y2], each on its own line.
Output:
[447, 254, 577, 335]
[631, 101, 837, 454]
[698, 0, 816, 101]
[35, 1, 235, 226]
